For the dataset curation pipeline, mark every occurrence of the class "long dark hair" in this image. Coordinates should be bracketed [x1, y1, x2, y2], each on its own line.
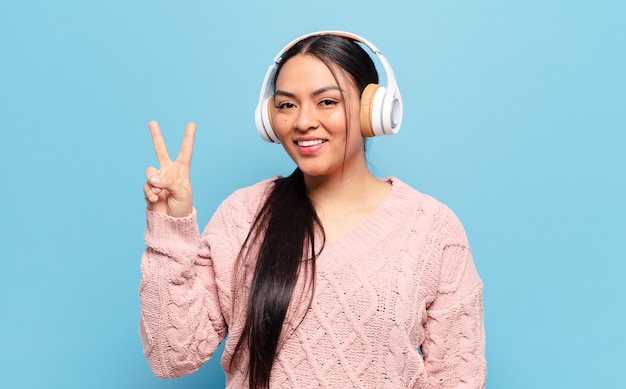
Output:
[232, 33, 378, 389]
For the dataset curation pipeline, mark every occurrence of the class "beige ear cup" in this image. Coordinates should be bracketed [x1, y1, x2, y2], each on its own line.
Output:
[360, 83, 379, 137]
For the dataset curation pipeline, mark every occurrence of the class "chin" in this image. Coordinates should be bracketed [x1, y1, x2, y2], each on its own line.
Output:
[296, 164, 334, 178]
[302, 169, 346, 182]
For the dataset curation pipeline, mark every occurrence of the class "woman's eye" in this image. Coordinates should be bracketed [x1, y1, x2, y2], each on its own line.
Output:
[276, 102, 295, 109]
[319, 99, 338, 107]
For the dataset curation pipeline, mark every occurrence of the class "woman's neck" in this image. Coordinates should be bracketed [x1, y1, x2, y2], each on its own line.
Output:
[303, 168, 392, 242]
[304, 169, 379, 204]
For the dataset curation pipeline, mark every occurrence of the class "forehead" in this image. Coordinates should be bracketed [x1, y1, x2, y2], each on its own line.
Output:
[275, 54, 352, 90]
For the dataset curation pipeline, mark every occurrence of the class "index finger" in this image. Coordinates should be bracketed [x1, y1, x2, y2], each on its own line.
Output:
[175, 122, 196, 167]
[148, 121, 171, 166]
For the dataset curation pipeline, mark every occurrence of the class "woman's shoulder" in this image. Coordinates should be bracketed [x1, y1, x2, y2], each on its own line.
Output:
[388, 177, 454, 215]
[228, 176, 277, 200]
[203, 176, 278, 233]
[387, 176, 467, 235]
[214, 176, 278, 216]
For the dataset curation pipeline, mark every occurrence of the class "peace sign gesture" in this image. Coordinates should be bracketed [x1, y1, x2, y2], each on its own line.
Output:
[143, 121, 196, 217]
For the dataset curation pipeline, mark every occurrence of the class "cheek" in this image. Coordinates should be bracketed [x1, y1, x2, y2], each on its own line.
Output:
[273, 116, 291, 139]
[324, 110, 348, 134]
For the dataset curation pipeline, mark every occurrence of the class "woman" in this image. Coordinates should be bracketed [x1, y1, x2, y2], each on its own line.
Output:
[140, 31, 486, 388]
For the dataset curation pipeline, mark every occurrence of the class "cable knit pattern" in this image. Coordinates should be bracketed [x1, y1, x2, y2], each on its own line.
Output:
[139, 177, 486, 387]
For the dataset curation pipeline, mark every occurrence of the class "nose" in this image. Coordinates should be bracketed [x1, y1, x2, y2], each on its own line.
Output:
[294, 103, 319, 132]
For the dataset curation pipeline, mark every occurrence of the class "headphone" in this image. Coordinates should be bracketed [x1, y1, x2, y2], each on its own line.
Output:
[254, 31, 403, 143]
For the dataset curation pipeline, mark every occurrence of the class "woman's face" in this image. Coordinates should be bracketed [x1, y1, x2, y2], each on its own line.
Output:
[272, 54, 366, 181]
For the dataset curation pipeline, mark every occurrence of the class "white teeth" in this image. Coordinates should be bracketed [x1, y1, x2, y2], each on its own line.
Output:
[297, 139, 324, 147]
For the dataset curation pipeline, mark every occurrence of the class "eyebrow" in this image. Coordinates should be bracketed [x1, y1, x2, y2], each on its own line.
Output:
[274, 85, 343, 98]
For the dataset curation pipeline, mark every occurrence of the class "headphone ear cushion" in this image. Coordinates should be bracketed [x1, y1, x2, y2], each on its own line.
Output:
[360, 84, 379, 137]
[255, 97, 280, 143]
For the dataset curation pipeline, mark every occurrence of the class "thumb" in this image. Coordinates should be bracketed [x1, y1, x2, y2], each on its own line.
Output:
[149, 175, 179, 192]
[149, 175, 191, 201]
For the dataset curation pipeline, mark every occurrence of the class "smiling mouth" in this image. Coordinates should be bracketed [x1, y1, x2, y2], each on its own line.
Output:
[296, 139, 326, 147]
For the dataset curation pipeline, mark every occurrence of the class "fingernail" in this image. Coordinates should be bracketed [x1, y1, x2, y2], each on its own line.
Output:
[150, 176, 160, 184]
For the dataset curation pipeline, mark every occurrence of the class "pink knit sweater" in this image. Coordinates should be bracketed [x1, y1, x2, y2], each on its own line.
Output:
[139, 177, 486, 388]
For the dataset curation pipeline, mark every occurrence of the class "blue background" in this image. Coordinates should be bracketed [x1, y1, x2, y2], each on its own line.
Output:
[1, 0, 624, 388]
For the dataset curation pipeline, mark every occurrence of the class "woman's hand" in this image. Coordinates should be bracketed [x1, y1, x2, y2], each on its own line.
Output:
[143, 121, 196, 217]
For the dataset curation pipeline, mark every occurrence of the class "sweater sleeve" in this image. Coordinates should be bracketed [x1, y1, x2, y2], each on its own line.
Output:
[422, 210, 486, 388]
[138, 208, 228, 378]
